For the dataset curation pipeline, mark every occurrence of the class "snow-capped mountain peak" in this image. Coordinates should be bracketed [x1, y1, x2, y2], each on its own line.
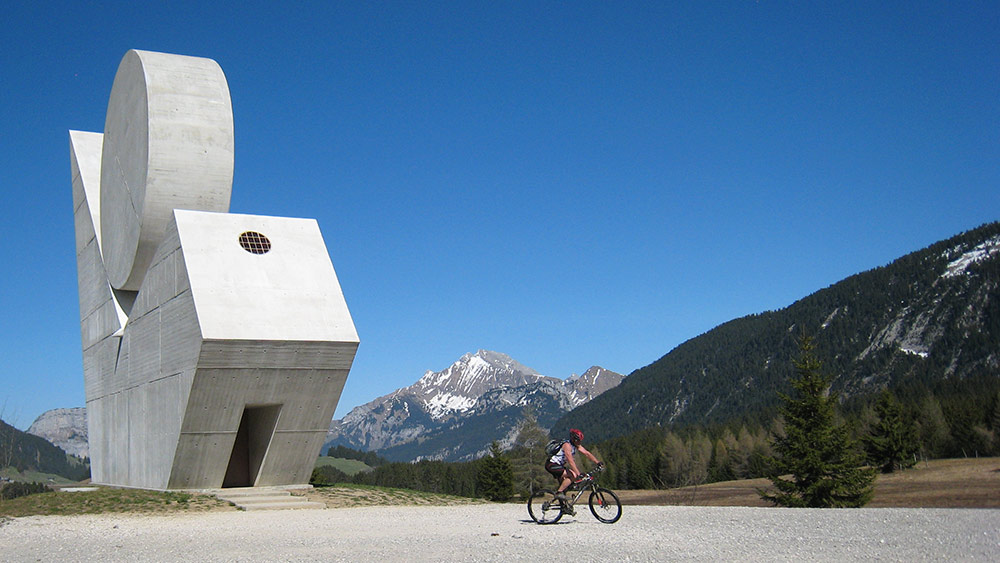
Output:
[409, 350, 548, 418]
[325, 351, 625, 460]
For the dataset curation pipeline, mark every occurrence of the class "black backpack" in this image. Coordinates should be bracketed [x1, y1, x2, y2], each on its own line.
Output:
[545, 439, 567, 456]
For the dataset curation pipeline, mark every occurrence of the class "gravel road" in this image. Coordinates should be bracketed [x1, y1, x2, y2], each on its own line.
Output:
[3, 505, 998, 562]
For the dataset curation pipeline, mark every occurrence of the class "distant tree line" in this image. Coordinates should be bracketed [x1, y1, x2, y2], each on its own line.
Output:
[325, 445, 388, 467]
[1, 481, 53, 501]
[589, 376, 999, 493]
[318, 355, 1000, 500]
[0, 419, 90, 482]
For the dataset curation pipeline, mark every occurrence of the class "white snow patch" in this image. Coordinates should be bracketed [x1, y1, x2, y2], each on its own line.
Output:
[424, 392, 477, 419]
[942, 235, 1000, 278]
[466, 354, 490, 374]
[900, 345, 929, 359]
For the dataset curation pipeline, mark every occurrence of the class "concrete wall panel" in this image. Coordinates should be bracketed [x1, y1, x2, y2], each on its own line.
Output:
[128, 374, 189, 489]
[168, 432, 237, 489]
[125, 309, 160, 389]
[82, 334, 121, 402]
[178, 367, 348, 431]
[159, 291, 201, 379]
[80, 299, 119, 358]
[79, 298, 108, 351]
[198, 341, 358, 371]
[69, 130, 103, 250]
[256, 431, 326, 486]
[73, 201, 96, 257]
[178, 369, 246, 433]
[85, 397, 107, 482]
[76, 242, 107, 323]
[176, 210, 358, 344]
[100, 391, 129, 485]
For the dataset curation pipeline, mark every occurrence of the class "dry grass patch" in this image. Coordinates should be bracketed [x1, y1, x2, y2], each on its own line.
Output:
[0, 487, 235, 517]
[867, 457, 1000, 508]
[615, 457, 1000, 508]
[301, 483, 487, 508]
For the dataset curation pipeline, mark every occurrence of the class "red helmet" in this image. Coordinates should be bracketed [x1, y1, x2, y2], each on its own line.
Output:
[569, 428, 584, 444]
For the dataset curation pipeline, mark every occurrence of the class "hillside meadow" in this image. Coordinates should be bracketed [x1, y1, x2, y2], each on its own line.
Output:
[616, 457, 1000, 508]
[2, 457, 997, 518]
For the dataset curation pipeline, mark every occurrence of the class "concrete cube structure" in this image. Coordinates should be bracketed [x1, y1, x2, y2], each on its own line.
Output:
[70, 50, 359, 490]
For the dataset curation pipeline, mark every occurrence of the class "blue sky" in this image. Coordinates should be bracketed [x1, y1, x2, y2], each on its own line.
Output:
[2, 2, 997, 429]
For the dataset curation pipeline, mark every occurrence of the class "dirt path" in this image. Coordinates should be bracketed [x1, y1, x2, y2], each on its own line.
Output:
[3, 504, 998, 562]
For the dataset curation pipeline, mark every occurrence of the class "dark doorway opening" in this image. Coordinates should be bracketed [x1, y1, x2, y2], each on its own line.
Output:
[223, 404, 281, 488]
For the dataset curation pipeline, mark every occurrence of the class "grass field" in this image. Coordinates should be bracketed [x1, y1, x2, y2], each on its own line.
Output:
[2, 457, 997, 517]
[0, 487, 233, 517]
[0, 467, 80, 486]
[0, 483, 479, 518]
[616, 457, 1000, 508]
[314, 456, 372, 476]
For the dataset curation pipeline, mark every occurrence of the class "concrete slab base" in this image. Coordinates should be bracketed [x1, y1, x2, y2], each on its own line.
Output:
[210, 486, 326, 511]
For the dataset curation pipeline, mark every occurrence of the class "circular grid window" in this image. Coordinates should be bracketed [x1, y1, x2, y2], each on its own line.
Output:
[238, 231, 272, 254]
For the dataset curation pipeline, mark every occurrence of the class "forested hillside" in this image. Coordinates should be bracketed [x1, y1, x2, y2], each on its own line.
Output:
[329, 224, 1000, 496]
[0, 419, 90, 481]
[554, 222, 1000, 444]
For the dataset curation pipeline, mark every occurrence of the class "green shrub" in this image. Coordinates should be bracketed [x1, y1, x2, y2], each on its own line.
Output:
[1, 481, 53, 501]
[311, 465, 349, 486]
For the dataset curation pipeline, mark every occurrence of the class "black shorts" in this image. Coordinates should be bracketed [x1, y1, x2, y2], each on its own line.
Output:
[545, 461, 566, 480]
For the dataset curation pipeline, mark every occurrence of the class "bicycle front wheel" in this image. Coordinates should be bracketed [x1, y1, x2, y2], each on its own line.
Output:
[588, 487, 622, 523]
[528, 490, 564, 524]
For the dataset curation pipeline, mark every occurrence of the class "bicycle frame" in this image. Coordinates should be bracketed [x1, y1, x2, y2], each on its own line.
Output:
[528, 465, 622, 524]
[563, 475, 598, 508]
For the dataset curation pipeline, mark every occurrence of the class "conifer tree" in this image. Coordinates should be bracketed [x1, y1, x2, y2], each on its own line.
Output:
[761, 335, 875, 508]
[863, 390, 918, 472]
[477, 441, 514, 502]
[509, 409, 551, 496]
[989, 391, 1000, 453]
[916, 395, 951, 459]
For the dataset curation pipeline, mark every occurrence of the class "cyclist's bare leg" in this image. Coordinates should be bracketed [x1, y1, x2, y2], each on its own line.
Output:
[556, 470, 572, 495]
[556, 471, 578, 515]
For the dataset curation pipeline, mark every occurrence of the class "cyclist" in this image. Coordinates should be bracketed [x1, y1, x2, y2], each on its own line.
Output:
[545, 428, 601, 513]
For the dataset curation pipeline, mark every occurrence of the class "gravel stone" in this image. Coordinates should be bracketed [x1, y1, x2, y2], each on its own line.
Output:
[1, 505, 998, 562]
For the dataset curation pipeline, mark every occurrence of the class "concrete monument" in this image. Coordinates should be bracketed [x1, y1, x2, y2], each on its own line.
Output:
[70, 50, 359, 490]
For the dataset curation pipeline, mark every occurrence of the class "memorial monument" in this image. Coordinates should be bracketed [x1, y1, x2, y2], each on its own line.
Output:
[70, 50, 359, 490]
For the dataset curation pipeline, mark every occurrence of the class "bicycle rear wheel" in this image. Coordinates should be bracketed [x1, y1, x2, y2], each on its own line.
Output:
[528, 490, 564, 524]
[588, 487, 622, 523]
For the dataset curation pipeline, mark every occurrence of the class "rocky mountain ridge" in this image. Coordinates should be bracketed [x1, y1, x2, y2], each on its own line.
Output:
[26, 407, 88, 458]
[324, 350, 624, 461]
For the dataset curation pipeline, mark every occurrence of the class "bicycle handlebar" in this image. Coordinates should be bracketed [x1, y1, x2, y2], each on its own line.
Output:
[573, 464, 606, 484]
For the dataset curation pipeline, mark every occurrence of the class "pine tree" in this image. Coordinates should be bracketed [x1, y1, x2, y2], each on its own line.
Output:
[863, 390, 919, 473]
[916, 395, 951, 459]
[989, 391, 1000, 454]
[761, 335, 875, 508]
[509, 409, 551, 497]
[477, 442, 514, 502]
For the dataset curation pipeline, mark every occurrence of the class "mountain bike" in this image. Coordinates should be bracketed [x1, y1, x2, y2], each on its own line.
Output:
[527, 465, 622, 524]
